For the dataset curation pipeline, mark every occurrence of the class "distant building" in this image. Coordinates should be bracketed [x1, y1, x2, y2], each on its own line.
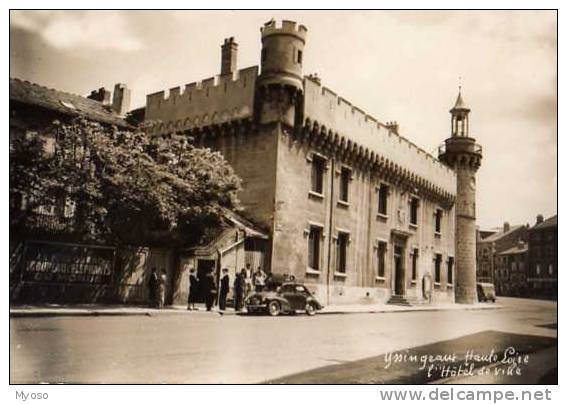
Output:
[476, 222, 528, 290]
[527, 214, 557, 300]
[494, 240, 529, 297]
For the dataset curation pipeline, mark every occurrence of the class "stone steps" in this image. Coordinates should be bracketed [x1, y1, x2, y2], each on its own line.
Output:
[387, 295, 431, 306]
[386, 295, 412, 306]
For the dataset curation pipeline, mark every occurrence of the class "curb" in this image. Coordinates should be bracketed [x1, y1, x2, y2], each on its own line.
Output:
[9, 308, 230, 318]
[10, 304, 503, 318]
[319, 305, 503, 315]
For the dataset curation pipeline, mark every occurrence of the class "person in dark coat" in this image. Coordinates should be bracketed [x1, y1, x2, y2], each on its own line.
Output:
[187, 267, 198, 311]
[219, 268, 230, 311]
[148, 267, 158, 308]
[234, 268, 245, 312]
[204, 269, 217, 311]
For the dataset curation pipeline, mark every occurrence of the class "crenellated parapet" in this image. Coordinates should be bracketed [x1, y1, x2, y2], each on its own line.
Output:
[302, 75, 456, 199]
[145, 66, 258, 135]
[298, 119, 456, 208]
[260, 19, 307, 42]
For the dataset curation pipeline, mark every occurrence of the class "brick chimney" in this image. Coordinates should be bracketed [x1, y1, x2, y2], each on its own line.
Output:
[221, 37, 238, 75]
[112, 83, 131, 116]
[88, 87, 111, 105]
[536, 214, 544, 225]
[503, 222, 510, 233]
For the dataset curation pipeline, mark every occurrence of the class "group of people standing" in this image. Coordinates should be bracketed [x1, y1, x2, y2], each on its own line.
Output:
[187, 267, 224, 311]
[187, 264, 267, 312]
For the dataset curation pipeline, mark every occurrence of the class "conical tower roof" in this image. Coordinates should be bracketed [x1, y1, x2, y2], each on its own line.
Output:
[451, 88, 470, 112]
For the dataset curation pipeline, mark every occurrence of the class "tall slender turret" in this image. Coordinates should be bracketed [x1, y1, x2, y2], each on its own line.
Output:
[439, 89, 483, 304]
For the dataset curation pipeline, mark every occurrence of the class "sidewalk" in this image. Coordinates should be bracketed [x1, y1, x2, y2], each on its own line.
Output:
[9, 301, 502, 318]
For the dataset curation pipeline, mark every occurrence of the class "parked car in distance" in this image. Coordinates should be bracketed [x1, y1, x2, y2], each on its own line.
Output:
[245, 281, 323, 316]
[477, 282, 497, 302]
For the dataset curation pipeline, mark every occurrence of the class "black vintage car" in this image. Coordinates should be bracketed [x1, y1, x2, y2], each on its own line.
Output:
[477, 282, 497, 302]
[245, 280, 324, 316]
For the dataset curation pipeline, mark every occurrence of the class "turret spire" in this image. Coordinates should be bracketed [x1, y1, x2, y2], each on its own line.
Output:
[450, 87, 470, 137]
[452, 88, 469, 111]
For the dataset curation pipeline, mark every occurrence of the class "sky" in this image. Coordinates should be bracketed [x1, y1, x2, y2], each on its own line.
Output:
[9, 10, 557, 229]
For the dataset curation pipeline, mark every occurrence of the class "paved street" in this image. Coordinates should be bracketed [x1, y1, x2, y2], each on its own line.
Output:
[10, 297, 556, 384]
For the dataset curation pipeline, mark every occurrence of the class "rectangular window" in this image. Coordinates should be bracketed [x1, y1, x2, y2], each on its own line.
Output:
[411, 248, 419, 281]
[434, 254, 442, 284]
[311, 155, 325, 194]
[377, 241, 387, 278]
[410, 197, 419, 226]
[339, 167, 350, 202]
[297, 50, 303, 64]
[435, 209, 443, 234]
[448, 256, 454, 285]
[308, 226, 322, 270]
[336, 232, 349, 273]
[378, 184, 389, 216]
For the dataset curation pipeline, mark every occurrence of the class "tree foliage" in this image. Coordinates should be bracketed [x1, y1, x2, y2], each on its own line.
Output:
[10, 117, 242, 246]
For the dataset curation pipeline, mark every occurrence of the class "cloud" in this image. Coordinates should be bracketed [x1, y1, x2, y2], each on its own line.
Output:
[10, 10, 142, 52]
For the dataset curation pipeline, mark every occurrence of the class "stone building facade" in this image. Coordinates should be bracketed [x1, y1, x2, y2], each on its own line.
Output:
[144, 20, 483, 306]
[476, 222, 528, 287]
[527, 214, 557, 299]
[494, 240, 529, 297]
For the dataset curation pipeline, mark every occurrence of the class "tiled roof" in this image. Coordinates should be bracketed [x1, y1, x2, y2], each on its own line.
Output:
[532, 215, 557, 230]
[10, 78, 130, 128]
[480, 225, 524, 243]
[221, 207, 268, 239]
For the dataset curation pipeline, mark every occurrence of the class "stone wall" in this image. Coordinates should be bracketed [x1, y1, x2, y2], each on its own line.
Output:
[271, 126, 455, 306]
[201, 125, 279, 233]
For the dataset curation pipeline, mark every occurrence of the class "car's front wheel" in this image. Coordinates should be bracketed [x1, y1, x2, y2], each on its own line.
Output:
[268, 301, 281, 316]
[305, 302, 317, 316]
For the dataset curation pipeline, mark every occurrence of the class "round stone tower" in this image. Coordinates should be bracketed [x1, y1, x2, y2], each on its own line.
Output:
[439, 89, 483, 304]
[257, 19, 307, 127]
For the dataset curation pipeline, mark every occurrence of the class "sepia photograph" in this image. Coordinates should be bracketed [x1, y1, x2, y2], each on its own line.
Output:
[8, 8, 558, 390]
